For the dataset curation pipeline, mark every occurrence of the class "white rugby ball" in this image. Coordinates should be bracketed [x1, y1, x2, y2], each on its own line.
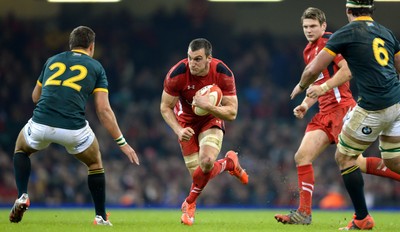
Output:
[192, 85, 223, 116]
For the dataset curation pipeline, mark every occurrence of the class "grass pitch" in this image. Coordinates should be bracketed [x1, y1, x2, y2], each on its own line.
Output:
[1, 208, 399, 231]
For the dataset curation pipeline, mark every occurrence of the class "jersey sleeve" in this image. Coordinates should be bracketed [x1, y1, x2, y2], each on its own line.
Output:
[325, 28, 350, 56]
[93, 62, 108, 93]
[216, 62, 236, 96]
[163, 61, 187, 96]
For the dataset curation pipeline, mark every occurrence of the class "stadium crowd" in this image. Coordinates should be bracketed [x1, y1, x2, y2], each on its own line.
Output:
[0, 3, 399, 209]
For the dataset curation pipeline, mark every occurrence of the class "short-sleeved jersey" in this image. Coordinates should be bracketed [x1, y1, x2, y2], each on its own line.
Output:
[324, 16, 400, 111]
[32, 50, 108, 129]
[163, 58, 236, 123]
[304, 32, 355, 114]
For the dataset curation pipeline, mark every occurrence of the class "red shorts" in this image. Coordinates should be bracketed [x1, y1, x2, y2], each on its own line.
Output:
[178, 117, 225, 156]
[306, 103, 355, 144]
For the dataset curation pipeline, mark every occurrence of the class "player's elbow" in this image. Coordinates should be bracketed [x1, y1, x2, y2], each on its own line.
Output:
[32, 95, 39, 104]
[225, 110, 237, 121]
[96, 107, 113, 122]
[32, 84, 41, 104]
[160, 104, 170, 117]
[304, 65, 320, 77]
[344, 69, 352, 81]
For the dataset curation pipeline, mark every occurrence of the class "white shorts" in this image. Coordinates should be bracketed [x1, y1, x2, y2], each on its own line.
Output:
[23, 119, 95, 154]
[342, 103, 400, 142]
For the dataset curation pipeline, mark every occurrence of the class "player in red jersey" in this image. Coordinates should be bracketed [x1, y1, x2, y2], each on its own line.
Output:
[274, 7, 400, 225]
[160, 38, 248, 226]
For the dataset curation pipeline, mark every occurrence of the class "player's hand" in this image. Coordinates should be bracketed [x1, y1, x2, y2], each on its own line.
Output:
[293, 104, 308, 119]
[178, 127, 195, 142]
[306, 85, 324, 98]
[290, 84, 305, 100]
[192, 90, 211, 110]
[120, 144, 140, 165]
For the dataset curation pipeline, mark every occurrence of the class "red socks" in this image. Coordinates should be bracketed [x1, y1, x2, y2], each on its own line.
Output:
[366, 157, 400, 181]
[297, 164, 314, 215]
[186, 158, 230, 204]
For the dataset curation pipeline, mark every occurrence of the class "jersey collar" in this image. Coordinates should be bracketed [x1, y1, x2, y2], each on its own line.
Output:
[71, 49, 89, 56]
[354, 16, 373, 21]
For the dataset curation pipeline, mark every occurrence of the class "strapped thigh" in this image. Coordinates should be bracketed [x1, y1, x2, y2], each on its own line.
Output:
[380, 140, 400, 159]
[337, 132, 370, 156]
[199, 133, 223, 151]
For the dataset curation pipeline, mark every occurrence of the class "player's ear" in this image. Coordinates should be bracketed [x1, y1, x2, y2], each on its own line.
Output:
[89, 42, 95, 57]
[321, 22, 327, 31]
[207, 55, 212, 63]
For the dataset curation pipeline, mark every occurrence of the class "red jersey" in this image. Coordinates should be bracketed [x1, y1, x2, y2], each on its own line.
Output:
[303, 32, 355, 113]
[163, 58, 236, 123]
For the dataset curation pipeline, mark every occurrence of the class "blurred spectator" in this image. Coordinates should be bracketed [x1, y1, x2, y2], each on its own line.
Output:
[0, 4, 399, 210]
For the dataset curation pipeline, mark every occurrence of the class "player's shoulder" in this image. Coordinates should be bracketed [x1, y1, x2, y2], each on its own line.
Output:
[46, 51, 68, 62]
[321, 32, 333, 40]
[211, 58, 233, 77]
[167, 59, 188, 79]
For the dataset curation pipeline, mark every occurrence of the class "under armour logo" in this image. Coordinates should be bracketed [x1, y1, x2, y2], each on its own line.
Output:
[187, 85, 195, 90]
[220, 160, 226, 173]
[377, 160, 388, 171]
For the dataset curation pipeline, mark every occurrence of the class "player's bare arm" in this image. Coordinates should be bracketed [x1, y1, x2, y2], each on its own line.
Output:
[394, 53, 400, 74]
[194, 93, 238, 121]
[301, 49, 335, 87]
[32, 82, 42, 104]
[160, 90, 195, 141]
[306, 59, 352, 98]
[94, 91, 139, 165]
[292, 50, 335, 100]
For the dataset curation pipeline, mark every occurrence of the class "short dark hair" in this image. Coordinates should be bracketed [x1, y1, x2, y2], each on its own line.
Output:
[69, 26, 95, 50]
[301, 7, 326, 25]
[346, 0, 375, 16]
[188, 38, 212, 57]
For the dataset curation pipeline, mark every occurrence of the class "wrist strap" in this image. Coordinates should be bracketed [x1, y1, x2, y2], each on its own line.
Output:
[320, 82, 330, 93]
[115, 135, 127, 147]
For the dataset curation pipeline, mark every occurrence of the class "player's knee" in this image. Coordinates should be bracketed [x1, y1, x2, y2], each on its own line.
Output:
[294, 151, 309, 165]
[199, 156, 213, 170]
[355, 155, 367, 173]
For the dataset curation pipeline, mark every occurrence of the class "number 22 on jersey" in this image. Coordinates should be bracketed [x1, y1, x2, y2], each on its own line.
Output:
[44, 62, 87, 92]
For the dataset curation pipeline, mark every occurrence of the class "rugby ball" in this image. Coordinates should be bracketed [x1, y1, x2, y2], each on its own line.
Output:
[192, 85, 223, 116]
